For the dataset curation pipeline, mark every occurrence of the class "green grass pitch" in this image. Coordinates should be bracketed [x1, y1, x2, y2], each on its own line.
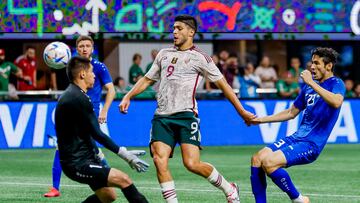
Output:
[0, 144, 359, 202]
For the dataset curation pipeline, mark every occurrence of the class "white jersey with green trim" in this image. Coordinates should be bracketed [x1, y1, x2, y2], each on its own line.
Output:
[145, 46, 223, 115]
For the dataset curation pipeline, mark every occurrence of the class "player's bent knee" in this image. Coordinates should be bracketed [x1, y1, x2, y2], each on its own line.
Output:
[261, 157, 278, 174]
[110, 193, 117, 202]
[96, 188, 117, 203]
[183, 160, 199, 173]
[251, 153, 263, 167]
[115, 173, 132, 186]
[153, 155, 168, 169]
[108, 168, 132, 188]
[251, 149, 271, 167]
[103, 192, 117, 203]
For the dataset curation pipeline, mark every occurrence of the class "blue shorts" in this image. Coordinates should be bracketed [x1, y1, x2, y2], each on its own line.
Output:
[267, 136, 320, 167]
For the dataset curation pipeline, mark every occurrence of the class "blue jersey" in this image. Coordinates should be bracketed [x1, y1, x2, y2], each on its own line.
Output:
[87, 59, 112, 116]
[292, 76, 345, 152]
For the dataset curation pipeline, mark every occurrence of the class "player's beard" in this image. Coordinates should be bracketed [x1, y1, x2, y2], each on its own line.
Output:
[174, 37, 186, 48]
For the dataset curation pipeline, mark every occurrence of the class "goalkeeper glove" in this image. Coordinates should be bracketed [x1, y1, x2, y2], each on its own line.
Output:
[117, 147, 149, 173]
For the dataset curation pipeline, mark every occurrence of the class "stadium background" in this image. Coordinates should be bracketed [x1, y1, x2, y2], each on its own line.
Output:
[0, 0, 359, 202]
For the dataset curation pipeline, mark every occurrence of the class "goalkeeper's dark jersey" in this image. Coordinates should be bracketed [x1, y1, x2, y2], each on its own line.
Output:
[55, 83, 119, 167]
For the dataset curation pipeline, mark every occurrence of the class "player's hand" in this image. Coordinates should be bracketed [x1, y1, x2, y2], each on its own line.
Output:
[117, 147, 149, 173]
[248, 117, 262, 125]
[119, 97, 130, 114]
[300, 70, 314, 85]
[128, 149, 146, 157]
[128, 157, 150, 173]
[98, 110, 107, 124]
[240, 110, 257, 126]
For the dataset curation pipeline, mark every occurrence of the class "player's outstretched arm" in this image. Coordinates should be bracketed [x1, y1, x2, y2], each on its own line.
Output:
[214, 78, 256, 122]
[99, 82, 115, 123]
[301, 70, 344, 108]
[87, 110, 150, 172]
[119, 76, 154, 114]
[251, 104, 300, 125]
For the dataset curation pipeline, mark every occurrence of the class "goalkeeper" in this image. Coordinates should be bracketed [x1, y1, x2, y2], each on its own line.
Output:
[44, 35, 144, 198]
[54, 56, 149, 203]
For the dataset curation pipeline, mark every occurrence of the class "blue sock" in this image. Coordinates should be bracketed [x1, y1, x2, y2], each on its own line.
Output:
[101, 158, 109, 168]
[250, 166, 267, 203]
[94, 147, 110, 168]
[269, 168, 299, 199]
[52, 150, 62, 190]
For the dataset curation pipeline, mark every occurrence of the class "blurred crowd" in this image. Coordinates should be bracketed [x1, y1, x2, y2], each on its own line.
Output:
[205, 50, 360, 99]
[1, 47, 360, 101]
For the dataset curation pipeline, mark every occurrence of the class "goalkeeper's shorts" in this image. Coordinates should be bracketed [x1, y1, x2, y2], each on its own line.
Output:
[61, 161, 110, 191]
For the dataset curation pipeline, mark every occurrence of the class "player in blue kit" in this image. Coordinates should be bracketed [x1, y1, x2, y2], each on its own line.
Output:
[44, 36, 145, 197]
[249, 47, 345, 203]
[80, 36, 116, 124]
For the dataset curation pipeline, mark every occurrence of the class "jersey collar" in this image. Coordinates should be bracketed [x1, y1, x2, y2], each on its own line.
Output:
[174, 45, 196, 51]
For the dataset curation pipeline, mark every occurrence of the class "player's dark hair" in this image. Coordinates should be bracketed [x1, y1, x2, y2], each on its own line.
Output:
[66, 56, 91, 82]
[175, 15, 197, 33]
[132, 53, 142, 62]
[76, 35, 94, 47]
[25, 46, 36, 51]
[311, 47, 339, 71]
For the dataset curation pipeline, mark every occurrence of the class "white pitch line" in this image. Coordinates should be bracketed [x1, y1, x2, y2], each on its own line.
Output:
[0, 181, 359, 199]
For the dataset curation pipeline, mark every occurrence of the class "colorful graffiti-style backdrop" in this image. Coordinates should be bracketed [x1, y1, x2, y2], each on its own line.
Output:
[0, 0, 358, 37]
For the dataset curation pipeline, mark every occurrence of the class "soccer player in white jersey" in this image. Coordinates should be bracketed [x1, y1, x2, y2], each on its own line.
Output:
[119, 15, 255, 203]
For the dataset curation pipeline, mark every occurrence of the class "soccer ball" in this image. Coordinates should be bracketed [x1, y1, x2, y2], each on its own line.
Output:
[43, 42, 71, 69]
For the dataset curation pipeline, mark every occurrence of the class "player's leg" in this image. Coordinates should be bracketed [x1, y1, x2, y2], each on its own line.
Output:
[44, 149, 61, 197]
[107, 168, 148, 203]
[261, 138, 314, 203]
[151, 141, 178, 203]
[82, 173, 141, 203]
[150, 116, 178, 202]
[250, 147, 272, 203]
[181, 143, 239, 203]
[262, 150, 306, 202]
[62, 162, 148, 203]
[176, 113, 240, 202]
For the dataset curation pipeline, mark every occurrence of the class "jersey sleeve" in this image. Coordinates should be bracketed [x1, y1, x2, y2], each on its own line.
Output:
[98, 63, 113, 85]
[200, 58, 223, 82]
[332, 79, 346, 96]
[293, 85, 307, 111]
[9, 62, 19, 73]
[80, 96, 119, 154]
[145, 50, 162, 81]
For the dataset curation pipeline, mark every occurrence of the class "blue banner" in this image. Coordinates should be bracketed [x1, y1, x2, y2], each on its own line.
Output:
[0, 100, 359, 149]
